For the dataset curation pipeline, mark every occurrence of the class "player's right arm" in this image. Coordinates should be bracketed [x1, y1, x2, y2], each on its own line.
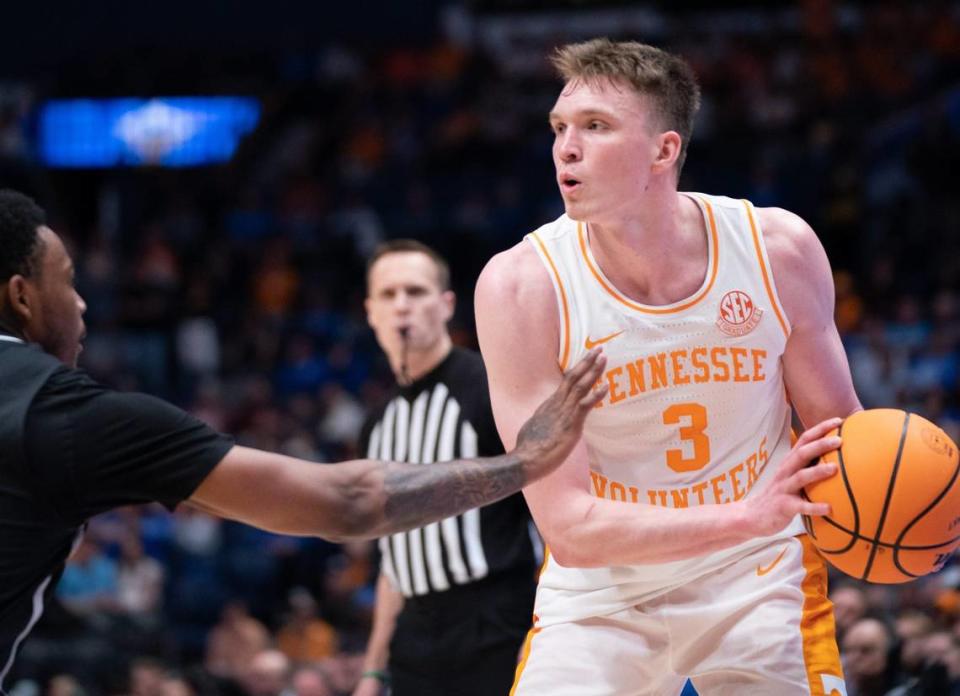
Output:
[188, 348, 605, 542]
[352, 572, 404, 696]
[475, 242, 841, 568]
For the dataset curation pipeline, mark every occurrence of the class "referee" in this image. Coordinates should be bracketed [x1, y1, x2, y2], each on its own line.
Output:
[0, 190, 607, 692]
[354, 241, 539, 696]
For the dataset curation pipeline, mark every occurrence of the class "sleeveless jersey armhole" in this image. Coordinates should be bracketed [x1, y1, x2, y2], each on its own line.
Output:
[740, 199, 791, 339]
[525, 232, 572, 371]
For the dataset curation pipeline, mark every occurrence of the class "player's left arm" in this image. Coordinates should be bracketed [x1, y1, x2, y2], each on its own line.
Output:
[759, 207, 863, 427]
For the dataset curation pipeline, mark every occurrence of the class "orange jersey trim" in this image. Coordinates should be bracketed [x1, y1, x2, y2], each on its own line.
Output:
[510, 548, 551, 694]
[576, 196, 720, 315]
[509, 623, 542, 696]
[742, 200, 790, 339]
[798, 535, 844, 695]
[536, 546, 552, 581]
[529, 231, 572, 371]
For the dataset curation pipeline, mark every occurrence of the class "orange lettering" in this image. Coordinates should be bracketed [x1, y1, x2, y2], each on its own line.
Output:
[758, 436, 769, 475]
[751, 349, 766, 381]
[746, 453, 759, 488]
[691, 347, 709, 383]
[610, 482, 627, 501]
[629, 486, 640, 503]
[691, 481, 709, 505]
[591, 472, 609, 498]
[647, 490, 659, 505]
[657, 489, 668, 506]
[710, 347, 730, 382]
[606, 367, 627, 404]
[648, 353, 668, 390]
[626, 359, 646, 396]
[729, 462, 746, 501]
[730, 347, 750, 382]
[670, 349, 691, 386]
[710, 473, 729, 504]
[670, 487, 690, 508]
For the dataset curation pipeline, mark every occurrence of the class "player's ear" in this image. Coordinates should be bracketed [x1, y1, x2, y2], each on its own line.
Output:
[651, 131, 682, 174]
[441, 290, 456, 321]
[5, 275, 35, 324]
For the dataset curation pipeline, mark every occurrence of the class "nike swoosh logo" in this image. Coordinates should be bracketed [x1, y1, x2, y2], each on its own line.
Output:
[756, 547, 788, 577]
[584, 330, 624, 350]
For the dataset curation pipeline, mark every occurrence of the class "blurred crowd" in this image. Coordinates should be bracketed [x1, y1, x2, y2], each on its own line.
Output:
[2, 1, 960, 694]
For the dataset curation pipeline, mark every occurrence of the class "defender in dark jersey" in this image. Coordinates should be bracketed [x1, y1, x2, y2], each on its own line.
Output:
[354, 241, 537, 696]
[0, 190, 608, 692]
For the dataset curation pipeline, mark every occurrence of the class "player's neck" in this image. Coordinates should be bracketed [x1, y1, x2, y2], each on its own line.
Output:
[591, 188, 678, 242]
[392, 335, 453, 386]
[586, 190, 708, 305]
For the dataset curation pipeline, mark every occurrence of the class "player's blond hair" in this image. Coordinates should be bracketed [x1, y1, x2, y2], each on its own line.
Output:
[551, 38, 701, 176]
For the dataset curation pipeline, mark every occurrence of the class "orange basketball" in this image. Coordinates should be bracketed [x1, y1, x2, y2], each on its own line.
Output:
[802, 409, 960, 583]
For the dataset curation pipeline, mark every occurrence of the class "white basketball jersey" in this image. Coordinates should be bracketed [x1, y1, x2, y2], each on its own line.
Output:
[526, 193, 804, 626]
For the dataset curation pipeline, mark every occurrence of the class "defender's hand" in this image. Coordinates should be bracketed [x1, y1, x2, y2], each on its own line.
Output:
[514, 349, 608, 483]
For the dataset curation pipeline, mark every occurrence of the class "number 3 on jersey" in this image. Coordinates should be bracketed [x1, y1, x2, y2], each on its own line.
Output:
[662, 403, 711, 472]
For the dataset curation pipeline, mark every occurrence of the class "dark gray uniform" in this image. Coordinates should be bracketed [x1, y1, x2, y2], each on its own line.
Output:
[0, 336, 231, 693]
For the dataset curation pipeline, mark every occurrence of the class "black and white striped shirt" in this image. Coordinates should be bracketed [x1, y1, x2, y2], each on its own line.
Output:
[360, 348, 538, 599]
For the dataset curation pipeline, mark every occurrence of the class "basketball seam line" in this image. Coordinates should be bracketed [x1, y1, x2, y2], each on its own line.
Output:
[805, 421, 861, 555]
[892, 431, 960, 577]
[837, 420, 861, 555]
[862, 412, 911, 581]
[814, 523, 960, 551]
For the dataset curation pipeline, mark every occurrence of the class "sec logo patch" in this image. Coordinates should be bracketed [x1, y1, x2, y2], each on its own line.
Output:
[716, 290, 763, 337]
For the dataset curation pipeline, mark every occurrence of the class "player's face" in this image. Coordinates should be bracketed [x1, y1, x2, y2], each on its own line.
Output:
[22, 228, 87, 367]
[550, 78, 665, 222]
[365, 251, 454, 360]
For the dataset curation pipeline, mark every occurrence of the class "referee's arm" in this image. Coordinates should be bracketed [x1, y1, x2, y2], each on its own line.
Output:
[189, 349, 606, 542]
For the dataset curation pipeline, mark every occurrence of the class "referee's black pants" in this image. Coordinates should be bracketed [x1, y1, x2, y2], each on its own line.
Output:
[389, 569, 537, 696]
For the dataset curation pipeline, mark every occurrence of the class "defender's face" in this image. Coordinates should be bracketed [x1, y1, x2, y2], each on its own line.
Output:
[26, 228, 87, 367]
[550, 78, 661, 222]
[365, 251, 454, 360]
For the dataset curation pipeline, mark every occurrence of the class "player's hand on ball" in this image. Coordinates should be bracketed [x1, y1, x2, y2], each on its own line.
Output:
[744, 417, 842, 538]
[514, 349, 608, 483]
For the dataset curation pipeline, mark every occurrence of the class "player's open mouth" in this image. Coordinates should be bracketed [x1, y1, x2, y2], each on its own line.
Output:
[560, 178, 581, 192]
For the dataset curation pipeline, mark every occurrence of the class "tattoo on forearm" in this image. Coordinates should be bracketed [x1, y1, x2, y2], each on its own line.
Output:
[382, 456, 524, 532]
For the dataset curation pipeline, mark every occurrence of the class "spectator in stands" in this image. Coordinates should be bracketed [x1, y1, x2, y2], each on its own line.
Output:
[129, 657, 168, 696]
[240, 650, 292, 696]
[276, 588, 339, 664]
[833, 582, 870, 644]
[842, 618, 899, 696]
[116, 533, 165, 622]
[894, 610, 935, 680]
[291, 666, 334, 696]
[205, 601, 271, 682]
[57, 537, 120, 618]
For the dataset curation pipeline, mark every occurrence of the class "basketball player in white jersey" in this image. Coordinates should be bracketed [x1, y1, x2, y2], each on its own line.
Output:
[475, 39, 862, 696]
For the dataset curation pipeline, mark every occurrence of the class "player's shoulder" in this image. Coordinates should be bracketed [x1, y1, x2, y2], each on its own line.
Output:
[479, 238, 540, 283]
[527, 212, 578, 242]
[35, 363, 102, 403]
[753, 206, 834, 319]
[754, 206, 820, 255]
[477, 216, 573, 302]
[687, 191, 743, 212]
